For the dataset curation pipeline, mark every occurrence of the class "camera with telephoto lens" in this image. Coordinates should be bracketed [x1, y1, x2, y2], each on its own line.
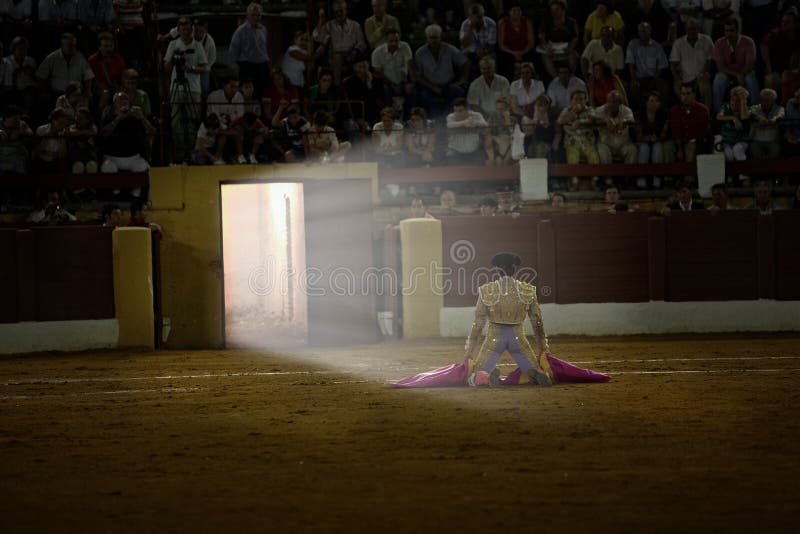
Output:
[172, 48, 195, 83]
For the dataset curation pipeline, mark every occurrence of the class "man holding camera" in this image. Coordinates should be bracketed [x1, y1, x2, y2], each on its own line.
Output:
[164, 17, 208, 163]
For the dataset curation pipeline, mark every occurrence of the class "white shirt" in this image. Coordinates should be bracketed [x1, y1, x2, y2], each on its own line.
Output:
[206, 88, 244, 128]
[371, 42, 413, 86]
[164, 37, 208, 95]
[509, 78, 545, 109]
[670, 33, 713, 82]
[281, 45, 306, 88]
[467, 74, 510, 117]
[581, 39, 625, 73]
[372, 121, 403, 152]
[447, 110, 487, 154]
[195, 123, 217, 149]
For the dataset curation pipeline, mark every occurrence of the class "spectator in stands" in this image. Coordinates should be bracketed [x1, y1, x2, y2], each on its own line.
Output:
[240, 78, 261, 117]
[547, 63, 587, 114]
[0, 1, 33, 44]
[88, 31, 126, 106]
[496, 191, 522, 216]
[371, 28, 414, 118]
[761, 12, 799, 92]
[112, 0, 149, 68]
[372, 106, 404, 167]
[550, 192, 566, 209]
[663, 185, 705, 211]
[101, 203, 122, 227]
[164, 17, 208, 163]
[306, 68, 341, 119]
[627, 0, 675, 45]
[128, 198, 163, 236]
[207, 76, 244, 132]
[313, 0, 367, 84]
[274, 105, 309, 162]
[158, 19, 218, 98]
[702, 0, 739, 38]
[626, 22, 670, 106]
[36, 33, 94, 100]
[446, 97, 488, 165]
[588, 60, 627, 107]
[603, 185, 630, 212]
[717, 85, 751, 181]
[509, 62, 545, 118]
[437, 190, 459, 215]
[467, 57, 510, 117]
[749, 88, 784, 158]
[27, 190, 76, 223]
[68, 107, 98, 174]
[522, 94, 562, 160]
[635, 91, 672, 187]
[405, 106, 435, 167]
[2, 36, 37, 104]
[54, 81, 88, 123]
[479, 196, 498, 215]
[231, 111, 269, 164]
[584, 1, 625, 45]
[263, 68, 300, 126]
[343, 56, 384, 130]
[662, 0, 702, 32]
[307, 111, 352, 163]
[581, 26, 624, 78]
[99, 91, 154, 184]
[409, 195, 435, 219]
[594, 90, 636, 166]
[120, 69, 151, 118]
[707, 182, 736, 211]
[37, 0, 79, 34]
[670, 82, 711, 162]
[78, 0, 116, 36]
[496, 2, 535, 79]
[670, 17, 713, 108]
[712, 18, 758, 112]
[282, 31, 326, 91]
[191, 113, 225, 165]
[745, 179, 783, 214]
[414, 24, 469, 117]
[229, 2, 269, 96]
[485, 96, 515, 165]
[538, 0, 581, 79]
[33, 108, 69, 173]
[460, 3, 497, 78]
[558, 88, 599, 190]
[0, 105, 33, 174]
[364, 0, 400, 50]
[785, 87, 800, 156]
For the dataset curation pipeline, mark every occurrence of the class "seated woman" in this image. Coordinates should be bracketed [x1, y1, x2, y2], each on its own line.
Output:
[405, 107, 435, 167]
[306, 110, 351, 163]
[372, 106, 404, 168]
[635, 91, 672, 188]
[509, 61, 545, 119]
[485, 97, 516, 165]
[522, 94, 562, 161]
[306, 69, 341, 124]
[588, 60, 627, 107]
[716, 85, 751, 185]
[496, 2, 535, 80]
[54, 81, 89, 124]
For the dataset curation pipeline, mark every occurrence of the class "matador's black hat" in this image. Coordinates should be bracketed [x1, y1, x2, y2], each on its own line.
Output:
[491, 252, 522, 267]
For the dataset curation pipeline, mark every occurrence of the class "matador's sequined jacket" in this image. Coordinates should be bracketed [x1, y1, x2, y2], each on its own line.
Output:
[464, 276, 551, 357]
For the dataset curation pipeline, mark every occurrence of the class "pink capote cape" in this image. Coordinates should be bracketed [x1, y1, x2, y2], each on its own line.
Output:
[391, 354, 610, 388]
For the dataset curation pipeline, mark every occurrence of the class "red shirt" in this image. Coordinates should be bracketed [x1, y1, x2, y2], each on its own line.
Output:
[762, 27, 799, 72]
[501, 15, 531, 52]
[591, 76, 617, 106]
[261, 86, 300, 121]
[88, 52, 127, 89]
[670, 100, 710, 141]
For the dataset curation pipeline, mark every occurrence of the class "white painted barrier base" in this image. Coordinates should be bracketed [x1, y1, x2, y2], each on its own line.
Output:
[0, 320, 120, 355]
[441, 300, 800, 337]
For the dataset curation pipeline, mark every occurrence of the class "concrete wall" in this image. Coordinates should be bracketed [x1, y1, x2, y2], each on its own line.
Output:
[149, 163, 379, 348]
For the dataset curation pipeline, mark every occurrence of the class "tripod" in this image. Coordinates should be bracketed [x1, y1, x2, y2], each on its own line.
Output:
[169, 78, 200, 163]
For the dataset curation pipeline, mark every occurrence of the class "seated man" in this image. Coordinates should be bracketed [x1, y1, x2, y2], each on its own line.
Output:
[670, 82, 711, 163]
[33, 108, 70, 173]
[557, 88, 599, 190]
[371, 28, 414, 116]
[0, 105, 34, 174]
[761, 12, 798, 92]
[414, 24, 469, 118]
[207, 76, 245, 163]
[273, 105, 310, 162]
[581, 25, 624, 77]
[663, 185, 705, 211]
[460, 3, 497, 78]
[711, 18, 758, 113]
[744, 179, 783, 215]
[307, 110, 351, 163]
[546, 63, 587, 114]
[363, 0, 400, 50]
[191, 113, 225, 165]
[593, 89, 636, 165]
[35, 32, 94, 102]
[445, 97, 487, 166]
[230, 111, 270, 164]
[749, 88, 784, 159]
[313, 0, 367, 84]
[707, 182, 736, 212]
[670, 18, 713, 108]
[99, 91, 155, 195]
[467, 56, 510, 117]
[625, 22, 669, 106]
[88, 31, 126, 104]
[27, 190, 76, 224]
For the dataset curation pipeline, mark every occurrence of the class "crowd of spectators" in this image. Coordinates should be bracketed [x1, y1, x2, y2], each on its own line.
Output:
[1, 0, 800, 200]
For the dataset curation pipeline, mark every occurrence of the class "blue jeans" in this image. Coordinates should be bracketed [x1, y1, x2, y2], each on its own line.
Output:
[713, 72, 759, 113]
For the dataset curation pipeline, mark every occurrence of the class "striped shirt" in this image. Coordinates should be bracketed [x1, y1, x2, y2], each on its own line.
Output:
[112, 0, 144, 29]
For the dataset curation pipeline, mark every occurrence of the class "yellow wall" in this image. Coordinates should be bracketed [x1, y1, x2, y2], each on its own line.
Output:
[112, 227, 155, 349]
[400, 218, 444, 338]
[149, 163, 379, 348]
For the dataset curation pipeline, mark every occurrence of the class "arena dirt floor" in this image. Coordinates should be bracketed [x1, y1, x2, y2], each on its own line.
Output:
[1, 334, 799, 532]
